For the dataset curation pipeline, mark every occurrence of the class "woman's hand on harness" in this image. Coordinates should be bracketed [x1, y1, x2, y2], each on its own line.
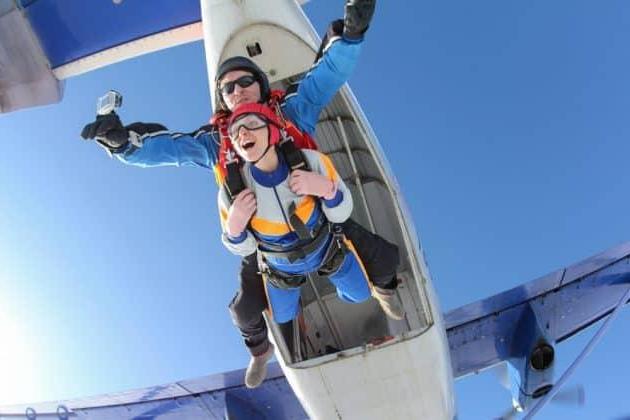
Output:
[226, 189, 257, 237]
[289, 170, 337, 200]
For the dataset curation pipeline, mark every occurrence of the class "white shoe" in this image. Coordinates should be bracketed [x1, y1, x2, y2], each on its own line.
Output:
[245, 342, 275, 389]
[372, 286, 405, 320]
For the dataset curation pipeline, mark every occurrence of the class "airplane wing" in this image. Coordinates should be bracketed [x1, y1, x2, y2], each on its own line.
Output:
[0, 363, 307, 420]
[22, 0, 203, 79]
[444, 242, 630, 379]
[0, 0, 312, 113]
[0, 0, 205, 113]
[0, 0, 208, 113]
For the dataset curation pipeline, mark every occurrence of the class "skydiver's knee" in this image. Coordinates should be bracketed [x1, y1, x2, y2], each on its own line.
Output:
[229, 295, 265, 327]
[228, 292, 244, 318]
[341, 220, 400, 272]
[328, 250, 371, 303]
[266, 283, 301, 324]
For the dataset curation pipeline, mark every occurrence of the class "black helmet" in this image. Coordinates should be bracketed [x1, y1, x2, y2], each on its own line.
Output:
[215, 56, 270, 110]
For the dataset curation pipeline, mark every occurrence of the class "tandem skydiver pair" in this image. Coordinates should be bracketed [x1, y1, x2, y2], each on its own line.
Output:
[80, 0, 404, 389]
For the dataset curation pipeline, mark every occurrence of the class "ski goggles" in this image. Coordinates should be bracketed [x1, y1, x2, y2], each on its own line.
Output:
[228, 113, 268, 141]
[219, 75, 257, 96]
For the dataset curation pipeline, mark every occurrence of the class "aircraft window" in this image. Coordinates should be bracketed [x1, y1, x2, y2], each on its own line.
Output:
[246, 42, 262, 57]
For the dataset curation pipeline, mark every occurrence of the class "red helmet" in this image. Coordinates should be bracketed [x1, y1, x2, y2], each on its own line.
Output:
[228, 103, 285, 146]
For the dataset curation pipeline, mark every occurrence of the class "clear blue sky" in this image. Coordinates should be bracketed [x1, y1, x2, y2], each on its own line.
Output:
[0, 0, 629, 418]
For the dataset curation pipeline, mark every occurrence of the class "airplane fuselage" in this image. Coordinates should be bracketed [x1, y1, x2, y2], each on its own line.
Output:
[200, 1, 456, 418]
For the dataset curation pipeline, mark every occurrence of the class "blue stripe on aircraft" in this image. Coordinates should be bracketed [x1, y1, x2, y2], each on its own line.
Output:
[20, 0, 201, 68]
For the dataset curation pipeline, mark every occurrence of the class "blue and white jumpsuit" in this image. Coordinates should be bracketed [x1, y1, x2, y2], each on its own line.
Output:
[219, 150, 372, 323]
[106, 34, 399, 355]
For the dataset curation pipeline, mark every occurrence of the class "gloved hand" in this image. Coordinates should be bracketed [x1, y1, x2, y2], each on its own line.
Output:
[226, 189, 257, 237]
[289, 170, 337, 200]
[314, 19, 344, 63]
[343, 0, 376, 40]
[80, 113, 130, 151]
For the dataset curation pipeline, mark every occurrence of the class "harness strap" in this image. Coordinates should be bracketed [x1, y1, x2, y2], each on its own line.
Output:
[259, 223, 349, 290]
[257, 248, 306, 289]
[271, 98, 310, 172]
[278, 137, 309, 172]
[259, 218, 328, 262]
[224, 159, 246, 200]
[223, 139, 308, 204]
[317, 225, 347, 275]
[287, 201, 313, 243]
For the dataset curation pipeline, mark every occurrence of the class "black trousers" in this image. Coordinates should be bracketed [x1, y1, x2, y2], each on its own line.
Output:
[228, 218, 400, 356]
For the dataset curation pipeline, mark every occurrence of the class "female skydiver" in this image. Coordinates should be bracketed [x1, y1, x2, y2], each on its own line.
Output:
[219, 103, 399, 335]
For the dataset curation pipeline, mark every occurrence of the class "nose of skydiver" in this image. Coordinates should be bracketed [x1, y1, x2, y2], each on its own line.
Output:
[231, 85, 248, 106]
[232, 82, 246, 96]
[236, 126, 254, 147]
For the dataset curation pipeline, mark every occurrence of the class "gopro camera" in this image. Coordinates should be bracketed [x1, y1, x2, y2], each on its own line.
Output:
[97, 90, 123, 115]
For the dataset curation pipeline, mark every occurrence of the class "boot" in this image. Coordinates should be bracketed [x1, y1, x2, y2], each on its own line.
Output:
[372, 286, 405, 320]
[245, 342, 275, 388]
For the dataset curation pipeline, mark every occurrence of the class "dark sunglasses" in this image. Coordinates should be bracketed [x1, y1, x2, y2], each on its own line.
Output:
[219, 75, 257, 96]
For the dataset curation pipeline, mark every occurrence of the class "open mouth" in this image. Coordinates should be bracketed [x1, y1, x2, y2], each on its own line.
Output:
[240, 139, 256, 150]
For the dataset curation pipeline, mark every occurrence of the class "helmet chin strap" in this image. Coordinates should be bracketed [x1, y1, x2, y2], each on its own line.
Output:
[252, 131, 273, 165]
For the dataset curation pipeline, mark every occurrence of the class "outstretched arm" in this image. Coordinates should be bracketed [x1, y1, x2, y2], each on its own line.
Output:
[116, 124, 219, 170]
[282, 0, 377, 134]
[81, 114, 220, 170]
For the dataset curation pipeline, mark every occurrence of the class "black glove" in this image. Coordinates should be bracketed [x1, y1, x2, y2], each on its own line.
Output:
[314, 19, 344, 63]
[81, 113, 130, 152]
[343, 0, 376, 40]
